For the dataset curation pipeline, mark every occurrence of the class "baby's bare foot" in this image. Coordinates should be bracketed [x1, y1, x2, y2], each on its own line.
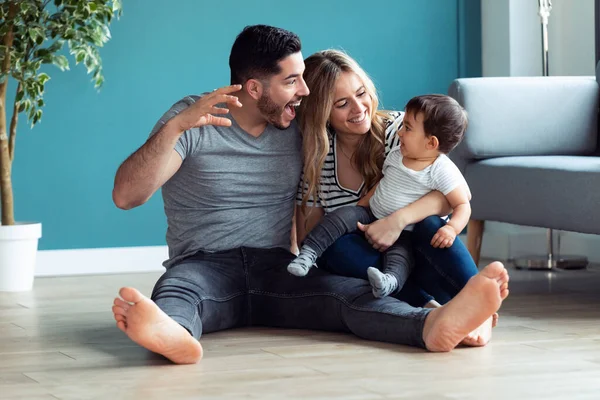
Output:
[112, 287, 203, 364]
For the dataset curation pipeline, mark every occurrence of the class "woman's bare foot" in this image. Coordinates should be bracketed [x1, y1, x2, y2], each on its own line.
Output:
[112, 287, 203, 364]
[426, 305, 498, 346]
[460, 311, 499, 346]
[422, 261, 509, 352]
[461, 316, 493, 347]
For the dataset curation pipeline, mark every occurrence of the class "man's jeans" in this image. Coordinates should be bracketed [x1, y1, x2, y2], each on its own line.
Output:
[151, 246, 431, 349]
[317, 216, 479, 306]
[303, 205, 414, 295]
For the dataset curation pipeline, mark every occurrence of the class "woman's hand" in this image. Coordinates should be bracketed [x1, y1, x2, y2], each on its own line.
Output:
[357, 214, 407, 252]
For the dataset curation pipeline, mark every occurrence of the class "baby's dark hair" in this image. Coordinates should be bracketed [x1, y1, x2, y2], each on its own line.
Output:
[405, 94, 468, 154]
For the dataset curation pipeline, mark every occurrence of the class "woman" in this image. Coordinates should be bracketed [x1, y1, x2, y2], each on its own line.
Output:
[295, 49, 493, 321]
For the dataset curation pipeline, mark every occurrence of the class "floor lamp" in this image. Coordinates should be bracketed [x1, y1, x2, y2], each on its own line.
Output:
[514, 0, 588, 270]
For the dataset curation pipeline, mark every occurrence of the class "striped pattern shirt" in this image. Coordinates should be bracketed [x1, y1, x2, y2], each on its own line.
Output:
[296, 111, 403, 213]
[369, 149, 467, 230]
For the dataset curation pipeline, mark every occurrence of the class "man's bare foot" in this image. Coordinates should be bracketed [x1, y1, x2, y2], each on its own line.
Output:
[422, 261, 509, 352]
[112, 287, 203, 364]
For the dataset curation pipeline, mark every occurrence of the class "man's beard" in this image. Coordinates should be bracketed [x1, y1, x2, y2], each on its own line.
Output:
[257, 93, 287, 130]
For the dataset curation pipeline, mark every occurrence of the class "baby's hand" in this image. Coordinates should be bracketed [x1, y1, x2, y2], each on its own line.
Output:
[431, 225, 456, 248]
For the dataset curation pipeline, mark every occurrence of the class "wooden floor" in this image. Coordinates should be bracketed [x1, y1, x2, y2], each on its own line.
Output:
[1, 263, 600, 400]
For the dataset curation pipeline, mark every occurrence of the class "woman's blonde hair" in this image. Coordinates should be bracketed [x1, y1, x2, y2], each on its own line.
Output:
[298, 49, 389, 212]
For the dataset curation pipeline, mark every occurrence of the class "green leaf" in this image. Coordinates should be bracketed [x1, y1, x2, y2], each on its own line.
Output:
[16, 90, 24, 102]
[38, 73, 50, 85]
[84, 56, 94, 73]
[52, 54, 69, 71]
[28, 28, 38, 42]
[18, 102, 26, 113]
[37, 98, 44, 107]
[20, 2, 31, 14]
[113, 0, 122, 14]
[47, 40, 64, 53]
[76, 51, 85, 63]
[32, 109, 43, 126]
[28, 107, 36, 122]
[40, 54, 53, 64]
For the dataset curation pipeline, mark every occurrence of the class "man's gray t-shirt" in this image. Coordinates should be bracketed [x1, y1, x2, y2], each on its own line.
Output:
[150, 96, 302, 268]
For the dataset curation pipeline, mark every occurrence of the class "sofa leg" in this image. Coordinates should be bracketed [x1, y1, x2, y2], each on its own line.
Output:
[467, 219, 484, 266]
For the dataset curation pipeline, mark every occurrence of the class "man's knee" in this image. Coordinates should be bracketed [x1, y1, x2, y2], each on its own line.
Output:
[151, 264, 206, 300]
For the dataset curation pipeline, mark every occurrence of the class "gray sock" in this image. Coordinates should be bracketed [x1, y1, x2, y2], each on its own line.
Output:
[367, 267, 399, 298]
[287, 246, 318, 277]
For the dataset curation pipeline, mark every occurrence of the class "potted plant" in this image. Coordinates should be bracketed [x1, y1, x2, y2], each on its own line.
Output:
[0, 0, 122, 291]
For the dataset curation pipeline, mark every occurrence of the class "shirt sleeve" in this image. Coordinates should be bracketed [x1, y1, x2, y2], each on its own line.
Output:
[430, 155, 469, 196]
[384, 111, 404, 156]
[148, 95, 204, 161]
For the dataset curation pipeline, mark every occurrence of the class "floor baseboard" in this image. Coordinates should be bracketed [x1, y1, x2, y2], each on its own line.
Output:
[36, 228, 600, 277]
[35, 246, 168, 277]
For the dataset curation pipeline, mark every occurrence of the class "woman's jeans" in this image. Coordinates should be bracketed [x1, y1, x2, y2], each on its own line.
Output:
[316, 216, 479, 307]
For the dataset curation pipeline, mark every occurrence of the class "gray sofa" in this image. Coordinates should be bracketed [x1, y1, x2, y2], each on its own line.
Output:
[448, 75, 600, 264]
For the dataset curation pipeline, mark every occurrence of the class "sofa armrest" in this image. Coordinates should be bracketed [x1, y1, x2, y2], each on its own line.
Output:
[448, 77, 598, 162]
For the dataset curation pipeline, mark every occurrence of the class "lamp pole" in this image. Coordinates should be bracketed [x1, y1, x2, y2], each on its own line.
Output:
[539, 0, 552, 77]
[514, 1, 588, 270]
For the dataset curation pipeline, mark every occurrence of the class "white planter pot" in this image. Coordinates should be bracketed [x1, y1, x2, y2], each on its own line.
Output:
[0, 222, 42, 292]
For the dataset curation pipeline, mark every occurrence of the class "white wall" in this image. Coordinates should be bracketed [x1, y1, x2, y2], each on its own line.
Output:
[482, 0, 511, 76]
[548, 0, 596, 76]
[482, 0, 595, 77]
[508, 0, 543, 76]
[479, 0, 599, 263]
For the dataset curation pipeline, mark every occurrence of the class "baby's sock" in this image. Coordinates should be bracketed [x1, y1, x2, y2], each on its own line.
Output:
[287, 246, 318, 277]
[367, 267, 399, 298]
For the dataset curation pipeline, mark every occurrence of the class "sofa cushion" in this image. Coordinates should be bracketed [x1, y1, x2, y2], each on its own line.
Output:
[465, 155, 600, 234]
[449, 77, 599, 159]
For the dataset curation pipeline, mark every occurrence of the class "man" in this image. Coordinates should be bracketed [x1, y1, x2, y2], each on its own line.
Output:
[111, 25, 509, 364]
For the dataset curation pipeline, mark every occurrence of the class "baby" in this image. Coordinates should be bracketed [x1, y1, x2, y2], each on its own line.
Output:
[288, 94, 471, 298]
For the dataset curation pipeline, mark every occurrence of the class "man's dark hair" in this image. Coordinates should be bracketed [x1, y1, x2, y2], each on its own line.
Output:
[405, 94, 468, 154]
[229, 25, 302, 85]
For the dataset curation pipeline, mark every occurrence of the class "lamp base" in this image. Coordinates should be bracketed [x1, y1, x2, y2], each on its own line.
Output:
[513, 255, 588, 270]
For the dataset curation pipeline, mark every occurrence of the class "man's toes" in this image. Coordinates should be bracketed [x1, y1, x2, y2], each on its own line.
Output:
[114, 297, 130, 310]
[119, 287, 144, 303]
[500, 288, 509, 300]
[112, 305, 127, 317]
[116, 320, 127, 332]
[114, 313, 126, 322]
[499, 271, 509, 286]
[480, 261, 505, 279]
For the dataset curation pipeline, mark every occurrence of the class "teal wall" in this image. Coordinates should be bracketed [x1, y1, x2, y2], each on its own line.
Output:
[10, 0, 482, 250]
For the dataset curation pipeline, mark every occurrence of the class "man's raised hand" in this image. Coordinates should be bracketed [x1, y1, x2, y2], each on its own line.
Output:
[174, 84, 243, 131]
